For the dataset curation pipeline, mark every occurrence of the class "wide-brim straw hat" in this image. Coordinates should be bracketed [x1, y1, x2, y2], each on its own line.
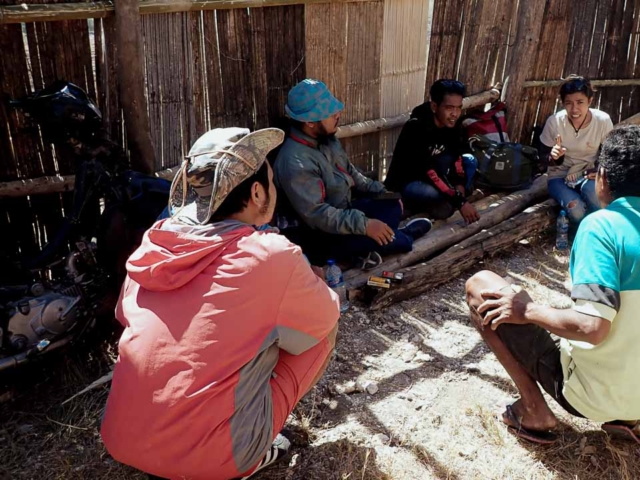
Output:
[169, 127, 284, 225]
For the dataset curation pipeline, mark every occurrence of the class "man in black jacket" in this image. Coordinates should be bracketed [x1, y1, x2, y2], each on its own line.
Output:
[385, 80, 480, 223]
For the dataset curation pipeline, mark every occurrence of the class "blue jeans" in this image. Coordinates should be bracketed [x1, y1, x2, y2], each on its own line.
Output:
[403, 154, 477, 219]
[547, 177, 600, 224]
[286, 198, 413, 264]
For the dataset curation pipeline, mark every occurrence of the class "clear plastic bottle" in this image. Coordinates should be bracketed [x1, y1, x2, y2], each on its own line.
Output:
[325, 259, 350, 313]
[556, 210, 569, 251]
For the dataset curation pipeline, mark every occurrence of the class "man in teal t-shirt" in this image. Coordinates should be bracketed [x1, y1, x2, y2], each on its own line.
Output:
[465, 125, 640, 444]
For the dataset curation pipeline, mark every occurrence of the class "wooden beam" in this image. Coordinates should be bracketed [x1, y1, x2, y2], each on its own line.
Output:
[0, 0, 372, 23]
[620, 112, 640, 125]
[337, 85, 502, 139]
[0, 168, 177, 198]
[114, 0, 155, 174]
[503, 0, 546, 142]
[344, 175, 549, 290]
[523, 79, 640, 89]
[369, 200, 557, 309]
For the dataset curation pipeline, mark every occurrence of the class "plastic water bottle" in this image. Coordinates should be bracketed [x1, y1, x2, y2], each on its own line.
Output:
[325, 259, 350, 313]
[556, 210, 569, 251]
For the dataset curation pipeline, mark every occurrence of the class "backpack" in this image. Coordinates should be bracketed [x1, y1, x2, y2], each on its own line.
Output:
[462, 102, 510, 143]
[469, 135, 539, 191]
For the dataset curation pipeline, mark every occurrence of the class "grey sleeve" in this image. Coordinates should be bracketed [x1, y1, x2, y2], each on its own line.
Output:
[278, 159, 368, 235]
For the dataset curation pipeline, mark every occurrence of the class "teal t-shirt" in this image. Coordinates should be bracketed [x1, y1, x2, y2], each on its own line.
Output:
[563, 196, 640, 421]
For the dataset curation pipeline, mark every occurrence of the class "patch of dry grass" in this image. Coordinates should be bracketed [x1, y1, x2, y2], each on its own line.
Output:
[2, 232, 640, 480]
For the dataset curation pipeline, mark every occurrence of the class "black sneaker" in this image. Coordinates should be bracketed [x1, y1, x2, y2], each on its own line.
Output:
[400, 218, 432, 240]
[240, 433, 291, 479]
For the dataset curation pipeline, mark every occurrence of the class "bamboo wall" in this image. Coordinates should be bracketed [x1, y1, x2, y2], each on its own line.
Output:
[1, 0, 639, 260]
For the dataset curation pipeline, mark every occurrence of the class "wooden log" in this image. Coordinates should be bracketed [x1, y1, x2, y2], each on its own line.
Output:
[0, 168, 177, 198]
[114, 0, 156, 174]
[344, 175, 549, 290]
[0, 176, 75, 197]
[503, 0, 546, 142]
[336, 85, 502, 139]
[369, 199, 557, 310]
[523, 79, 640, 89]
[619, 112, 640, 125]
[0, 0, 372, 24]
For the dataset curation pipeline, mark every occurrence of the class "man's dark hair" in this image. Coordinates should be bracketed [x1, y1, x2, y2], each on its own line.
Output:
[289, 119, 306, 131]
[211, 161, 270, 221]
[598, 125, 640, 199]
[560, 75, 595, 101]
[430, 79, 466, 105]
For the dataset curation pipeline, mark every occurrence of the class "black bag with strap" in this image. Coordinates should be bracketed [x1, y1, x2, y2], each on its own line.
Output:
[469, 135, 540, 191]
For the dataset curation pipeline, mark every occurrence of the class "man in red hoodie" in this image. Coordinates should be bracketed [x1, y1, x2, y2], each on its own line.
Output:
[101, 128, 341, 480]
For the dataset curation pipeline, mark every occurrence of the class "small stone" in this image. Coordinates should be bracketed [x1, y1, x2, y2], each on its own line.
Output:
[411, 335, 421, 343]
[435, 314, 443, 322]
[356, 380, 379, 395]
[18, 424, 34, 434]
[400, 334, 410, 342]
[373, 433, 390, 444]
[583, 446, 597, 455]
[335, 381, 357, 395]
[590, 456, 599, 467]
[328, 400, 338, 410]
[402, 348, 418, 363]
[365, 382, 379, 395]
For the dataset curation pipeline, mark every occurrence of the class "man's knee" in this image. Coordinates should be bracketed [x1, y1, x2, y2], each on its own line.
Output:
[465, 270, 506, 304]
[566, 199, 586, 223]
[462, 153, 478, 170]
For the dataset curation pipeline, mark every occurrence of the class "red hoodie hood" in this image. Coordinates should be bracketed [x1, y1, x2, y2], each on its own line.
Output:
[126, 220, 255, 292]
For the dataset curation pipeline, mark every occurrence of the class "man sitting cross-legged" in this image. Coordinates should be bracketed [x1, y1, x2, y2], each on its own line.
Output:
[274, 78, 432, 267]
[101, 127, 340, 480]
[465, 125, 640, 444]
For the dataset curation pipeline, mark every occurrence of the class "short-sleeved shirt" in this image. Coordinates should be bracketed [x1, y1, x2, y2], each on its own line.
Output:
[564, 196, 640, 421]
[540, 109, 613, 179]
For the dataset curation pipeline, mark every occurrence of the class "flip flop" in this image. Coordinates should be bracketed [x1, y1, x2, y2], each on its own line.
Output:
[361, 251, 382, 271]
[602, 421, 640, 444]
[502, 404, 558, 445]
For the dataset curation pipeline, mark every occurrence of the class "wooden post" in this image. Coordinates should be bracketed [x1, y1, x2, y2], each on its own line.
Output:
[504, 0, 546, 142]
[114, 0, 155, 173]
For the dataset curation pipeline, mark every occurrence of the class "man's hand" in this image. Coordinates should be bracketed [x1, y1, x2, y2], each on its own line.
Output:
[311, 265, 325, 281]
[365, 219, 395, 246]
[550, 134, 567, 161]
[460, 202, 480, 224]
[477, 288, 534, 330]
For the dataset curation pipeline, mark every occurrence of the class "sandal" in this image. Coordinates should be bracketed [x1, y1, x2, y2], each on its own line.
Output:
[361, 251, 382, 271]
[602, 421, 640, 444]
[502, 404, 558, 445]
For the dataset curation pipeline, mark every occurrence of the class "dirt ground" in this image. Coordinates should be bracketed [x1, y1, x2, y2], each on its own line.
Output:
[1, 232, 639, 480]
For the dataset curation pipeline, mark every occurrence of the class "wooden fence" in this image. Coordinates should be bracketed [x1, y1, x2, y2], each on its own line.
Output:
[1, 0, 639, 260]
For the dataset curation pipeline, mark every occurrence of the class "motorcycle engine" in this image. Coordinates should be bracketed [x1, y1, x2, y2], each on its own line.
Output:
[5, 292, 81, 351]
[1, 242, 102, 355]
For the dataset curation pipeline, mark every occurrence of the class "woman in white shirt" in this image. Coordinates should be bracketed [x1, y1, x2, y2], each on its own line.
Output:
[539, 76, 614, 224]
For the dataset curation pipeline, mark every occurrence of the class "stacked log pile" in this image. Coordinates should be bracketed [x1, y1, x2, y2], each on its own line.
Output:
[345, 176, 556, 308]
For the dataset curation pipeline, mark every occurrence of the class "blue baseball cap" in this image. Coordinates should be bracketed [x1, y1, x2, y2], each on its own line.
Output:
[285, 79, 344, 122]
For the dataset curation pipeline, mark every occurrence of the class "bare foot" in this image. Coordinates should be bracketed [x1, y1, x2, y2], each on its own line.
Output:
[502, 399, 558, 431]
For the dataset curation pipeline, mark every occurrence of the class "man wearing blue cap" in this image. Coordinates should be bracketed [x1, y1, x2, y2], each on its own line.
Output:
[274, 79, 432, 266]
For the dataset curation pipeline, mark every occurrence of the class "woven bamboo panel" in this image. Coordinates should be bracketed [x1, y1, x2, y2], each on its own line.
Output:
[0, 0, 95, 259]
[305, 0, 385, 173]
[378, 0, 431, 174]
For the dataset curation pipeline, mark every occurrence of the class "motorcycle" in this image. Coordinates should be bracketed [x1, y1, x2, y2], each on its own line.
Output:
[0, 81, 170, 375]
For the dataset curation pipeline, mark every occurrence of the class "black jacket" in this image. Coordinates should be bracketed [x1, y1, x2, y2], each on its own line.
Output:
[384, 103, 469, 209]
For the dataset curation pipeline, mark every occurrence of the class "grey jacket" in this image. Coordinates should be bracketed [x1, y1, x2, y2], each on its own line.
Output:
[274, 129, 386, 235]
